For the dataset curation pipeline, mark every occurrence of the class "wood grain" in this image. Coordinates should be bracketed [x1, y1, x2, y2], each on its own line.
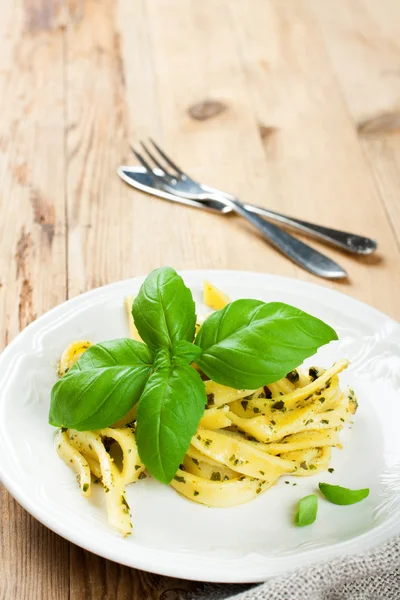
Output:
[227, 0, 400, 317]
[1, 0, 400, 598]
[311, 0, 400, 259]
[0, 1, 69, 599]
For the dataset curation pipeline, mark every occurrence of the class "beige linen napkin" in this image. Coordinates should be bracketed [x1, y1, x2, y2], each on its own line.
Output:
[188, 537, 400, 600]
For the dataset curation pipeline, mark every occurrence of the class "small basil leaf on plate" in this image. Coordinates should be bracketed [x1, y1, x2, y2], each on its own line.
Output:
[172, 340, 203, 366]
[132, 267, 196, 349]
[319, 482, 370, 505]
[49, 339, 154, 430]
[136, 364, 206, 484]
[295, 494, 318, 527]
[195, 299, 338, 389]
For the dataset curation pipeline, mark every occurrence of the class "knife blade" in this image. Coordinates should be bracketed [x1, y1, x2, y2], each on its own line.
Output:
[118, 166, 230, 214]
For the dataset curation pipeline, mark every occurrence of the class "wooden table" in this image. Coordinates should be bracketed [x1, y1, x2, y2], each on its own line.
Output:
[1, 1, 400, 598]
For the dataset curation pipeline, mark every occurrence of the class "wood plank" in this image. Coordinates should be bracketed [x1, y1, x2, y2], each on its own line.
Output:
[65, 0, 200, 595]
[117, 0, 298, 279]
[227, 0, 400, 320]
[0, 0, 69, 598]
[311, 0, 400, 262]
[69, 548, 195, 600]
[66, 0, 200, 300]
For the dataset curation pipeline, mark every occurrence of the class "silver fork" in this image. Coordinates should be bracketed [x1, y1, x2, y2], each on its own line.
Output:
[132, 140, 376, 256]
[129, 140, 348, 280]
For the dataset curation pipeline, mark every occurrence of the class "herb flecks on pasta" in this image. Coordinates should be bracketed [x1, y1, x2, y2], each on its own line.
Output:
[50, 269, 357, 535]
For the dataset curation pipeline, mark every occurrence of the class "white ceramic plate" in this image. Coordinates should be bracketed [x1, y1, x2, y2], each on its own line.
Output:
[0, 271, 399, 583]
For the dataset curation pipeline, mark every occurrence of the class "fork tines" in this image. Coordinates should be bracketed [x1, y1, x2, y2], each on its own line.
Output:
[131, 139, 186, 178]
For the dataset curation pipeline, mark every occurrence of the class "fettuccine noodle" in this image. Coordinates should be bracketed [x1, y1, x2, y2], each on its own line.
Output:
[55, 285, 357, 535]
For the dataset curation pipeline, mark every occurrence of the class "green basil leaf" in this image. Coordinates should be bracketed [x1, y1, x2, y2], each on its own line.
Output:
[319, 482, 370, 505]
[154, 347, 172, 370]
[132, 267, 196, 349]
[295, 494, 318, 527]
[153, 342, 201, 371]
[49, 339, 154, 430]
[136, 364, 206, 484]
[172, 340, 203, 366]
[195, 300, 338, 389]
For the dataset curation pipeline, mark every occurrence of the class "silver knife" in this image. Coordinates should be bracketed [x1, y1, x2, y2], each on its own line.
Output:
[118, 166, 229, 214]
[118, 167, 376, 255]
[118, 165, 348, 279]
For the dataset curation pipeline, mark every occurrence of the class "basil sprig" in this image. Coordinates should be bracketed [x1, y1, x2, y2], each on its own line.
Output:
[49, 266, 338, 484]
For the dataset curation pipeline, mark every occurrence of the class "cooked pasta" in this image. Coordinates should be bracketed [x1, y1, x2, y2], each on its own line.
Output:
[56, 423, 145, 536]
[54, 282, 357, 535]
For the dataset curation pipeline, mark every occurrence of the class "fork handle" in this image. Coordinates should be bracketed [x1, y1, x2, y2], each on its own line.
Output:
[218, 196, 347, 279]
[242, 204, 377, 255]
[202, 185, 376, 255]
